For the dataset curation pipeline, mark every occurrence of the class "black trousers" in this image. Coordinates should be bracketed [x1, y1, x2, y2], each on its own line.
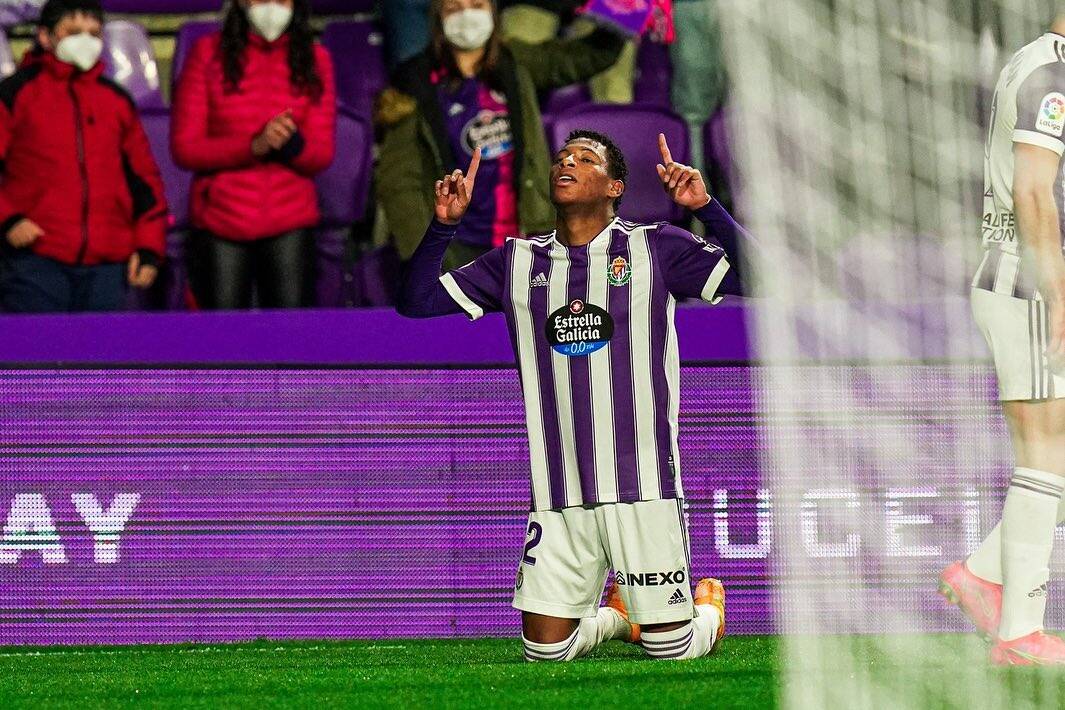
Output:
[189, 229, 315, 310]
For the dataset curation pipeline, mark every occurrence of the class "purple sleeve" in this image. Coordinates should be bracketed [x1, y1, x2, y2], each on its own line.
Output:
[395, 219, 506, 320]
[440, 242, 507, 321]
[656, 199, 743, 302]
[395, 220, 465, 318]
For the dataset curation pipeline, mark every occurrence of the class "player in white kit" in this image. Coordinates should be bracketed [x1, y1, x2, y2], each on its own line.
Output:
[939, 17, 1065, 665]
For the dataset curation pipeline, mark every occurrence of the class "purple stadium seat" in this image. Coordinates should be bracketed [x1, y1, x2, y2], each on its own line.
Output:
[550, 103, 689, 223]
[348, 245, 400, 307]
[543, 83, 591, 115]
[103, 0, 220, 12]
[310, 0, 376, 13]
[321, 20, 387, 115]
[172, 20, 220, 90]
[139, 107, 193, 310]
[316, 107, 373, 227]
[139, 108, 191, 230]
[702, 109, 734, 197]
[102, 21, 165, 109]
[0, 31, 14, 78]
[314, 108, 375, 307]
[633, 40, 672, 107]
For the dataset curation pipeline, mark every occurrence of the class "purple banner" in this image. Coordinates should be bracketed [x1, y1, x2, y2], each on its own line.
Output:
[0, 302, 750, 365]
[1, 361, 1029, 644]
[0, 366, 765, 645]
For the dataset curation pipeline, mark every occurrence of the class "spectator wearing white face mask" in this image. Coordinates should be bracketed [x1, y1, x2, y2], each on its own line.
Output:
[171, 0, 336, 310]
[0, 0, 168, 312]
[375, 0, 625, 270]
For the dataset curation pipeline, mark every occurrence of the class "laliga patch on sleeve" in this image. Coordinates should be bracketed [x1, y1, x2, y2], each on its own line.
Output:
[1036, 92, 1065, 136]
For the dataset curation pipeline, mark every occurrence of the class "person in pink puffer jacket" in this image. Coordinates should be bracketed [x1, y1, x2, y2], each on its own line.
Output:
[171, 0, 335, 309]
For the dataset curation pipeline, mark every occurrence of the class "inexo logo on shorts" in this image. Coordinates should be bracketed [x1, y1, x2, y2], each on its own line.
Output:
[614, 569, 687, 586]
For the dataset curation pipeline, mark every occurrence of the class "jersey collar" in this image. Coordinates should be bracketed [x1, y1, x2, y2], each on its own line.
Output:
[546, 217, 619, 250]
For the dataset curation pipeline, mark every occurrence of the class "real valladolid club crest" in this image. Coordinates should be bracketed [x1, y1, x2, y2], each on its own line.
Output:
[607, 256, 631, 286]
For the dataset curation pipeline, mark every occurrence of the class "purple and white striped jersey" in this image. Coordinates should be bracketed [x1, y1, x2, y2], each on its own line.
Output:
[439, 206, 732, 511]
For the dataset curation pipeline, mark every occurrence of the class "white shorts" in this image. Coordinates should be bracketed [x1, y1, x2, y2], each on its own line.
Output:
[511, 498, 695, 625]
[972, 288, 1065, 401]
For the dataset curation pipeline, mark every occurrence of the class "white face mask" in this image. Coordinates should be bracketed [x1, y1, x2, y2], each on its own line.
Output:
[54, 32, 103, 72]
[247, 2, 293, 43]
[442, 8, 494, 51]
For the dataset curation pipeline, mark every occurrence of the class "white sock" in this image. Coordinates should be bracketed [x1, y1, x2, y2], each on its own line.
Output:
[966, 495, 1065, 585]
[522, 607, 630, 662]
[640, 605, 721, 660]
[998, 467, 1063, 641]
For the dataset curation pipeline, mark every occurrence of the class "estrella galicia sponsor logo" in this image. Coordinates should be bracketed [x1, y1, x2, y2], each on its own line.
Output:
[462, 110, 513, 160]
[613, 569, 687, 587]
[545, 299, 613, 357]
[607, 256, 631, 286]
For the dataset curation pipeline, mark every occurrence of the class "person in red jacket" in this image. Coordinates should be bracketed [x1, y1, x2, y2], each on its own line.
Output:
[0, 0, 167, 313]
[172, 0, 336, 310]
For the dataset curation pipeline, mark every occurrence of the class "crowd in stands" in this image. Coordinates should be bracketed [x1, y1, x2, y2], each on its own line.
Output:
[0, 0, 731, 313]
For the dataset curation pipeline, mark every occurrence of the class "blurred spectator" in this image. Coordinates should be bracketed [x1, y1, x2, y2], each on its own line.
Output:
[670, 0, 725, 173]
[172, 0, 336, 310]
[498, 0, 635, 103]
[0, 0, 167, 313]
[0, 0, 44, 27]
[376, 0, 623, 270]
[381, 0, 431, 69]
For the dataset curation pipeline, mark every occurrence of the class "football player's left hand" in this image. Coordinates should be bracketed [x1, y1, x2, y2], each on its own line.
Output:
[656, 132, 710, 211]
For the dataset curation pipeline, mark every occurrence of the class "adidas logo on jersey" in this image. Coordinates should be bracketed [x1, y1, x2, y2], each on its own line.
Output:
[530, 272, 548, 288]
[667, 588, 687, 606]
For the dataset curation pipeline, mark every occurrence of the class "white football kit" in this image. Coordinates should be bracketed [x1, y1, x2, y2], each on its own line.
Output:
[972, 32, 1065, 400]
[513, 498, 695, 625]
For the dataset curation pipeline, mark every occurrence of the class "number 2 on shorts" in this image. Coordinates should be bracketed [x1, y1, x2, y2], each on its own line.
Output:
[522, 521, 542, 565]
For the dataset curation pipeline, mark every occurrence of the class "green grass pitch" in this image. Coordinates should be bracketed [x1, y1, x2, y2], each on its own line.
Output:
[0, 636, 776, 708]
[3, 634, 1065, 709]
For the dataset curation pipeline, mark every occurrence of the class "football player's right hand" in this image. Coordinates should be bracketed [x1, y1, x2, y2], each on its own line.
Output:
[434, 147, 481, 226]
[656, 133, 710, 211]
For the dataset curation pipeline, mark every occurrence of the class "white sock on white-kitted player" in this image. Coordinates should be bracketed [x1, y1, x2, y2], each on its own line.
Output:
[521, 607, 630, 662]
[965, 493, 1065, 585]
[640, 605, 721, 661]
[997, 467, 1064, 640]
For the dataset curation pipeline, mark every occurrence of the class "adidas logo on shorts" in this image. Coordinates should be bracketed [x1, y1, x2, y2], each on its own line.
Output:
[667, 588, 686, 606]
[529, 272, 548, 288]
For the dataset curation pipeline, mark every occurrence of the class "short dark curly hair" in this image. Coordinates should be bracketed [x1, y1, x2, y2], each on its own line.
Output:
[564, 129, 628, 211]
[37, 0, 103, 31]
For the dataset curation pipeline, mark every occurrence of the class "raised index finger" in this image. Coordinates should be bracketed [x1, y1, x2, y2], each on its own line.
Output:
[467, 147, 483, 183]
[658, 133, 673, 165]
